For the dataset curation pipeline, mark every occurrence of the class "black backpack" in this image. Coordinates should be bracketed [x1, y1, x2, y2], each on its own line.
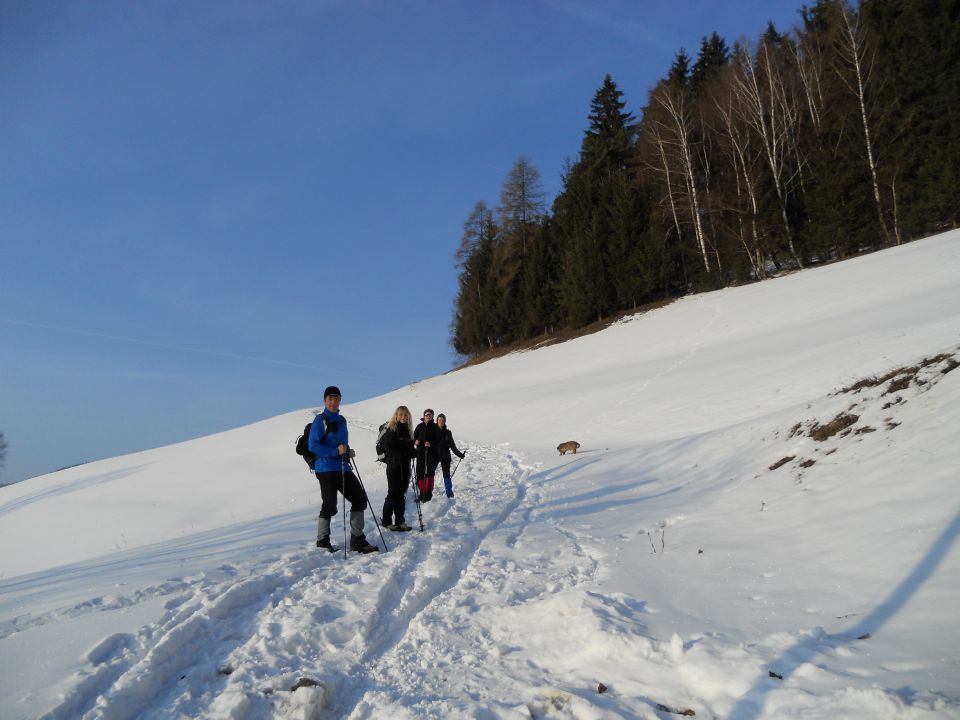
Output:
[295, 417, 329, 470]
[375, 422, 390, 463]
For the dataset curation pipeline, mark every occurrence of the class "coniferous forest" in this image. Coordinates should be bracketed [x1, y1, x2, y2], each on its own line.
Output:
[450, 0, 960, 358]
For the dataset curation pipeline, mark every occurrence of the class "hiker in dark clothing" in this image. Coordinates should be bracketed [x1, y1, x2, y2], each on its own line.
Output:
[381, 405, 416, 532]
[436, 413, 466, 499]
[308, 386, 378, 554]
[413, 408, 441, 502]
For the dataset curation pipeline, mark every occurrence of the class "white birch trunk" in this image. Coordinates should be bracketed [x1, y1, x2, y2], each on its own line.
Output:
[838, 5, 891, 245]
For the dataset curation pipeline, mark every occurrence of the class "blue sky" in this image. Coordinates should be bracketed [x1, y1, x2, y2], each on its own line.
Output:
[1, 0, 805, 484]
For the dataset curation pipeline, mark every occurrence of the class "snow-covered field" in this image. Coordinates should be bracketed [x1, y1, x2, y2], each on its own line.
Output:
[1, 231, 958, 719]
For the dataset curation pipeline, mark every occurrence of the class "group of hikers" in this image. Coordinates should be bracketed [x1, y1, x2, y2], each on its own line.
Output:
[306, 385, 465, 554]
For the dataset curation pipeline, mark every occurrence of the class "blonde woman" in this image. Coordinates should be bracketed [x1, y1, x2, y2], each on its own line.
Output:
[381, 405, 416, 531]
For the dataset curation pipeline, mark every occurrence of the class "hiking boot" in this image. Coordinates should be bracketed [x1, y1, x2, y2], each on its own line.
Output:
[446, 491, 454, 499]
[423, 492, 433, 502]
[381, 518, 391, 528]
[393, 522, 413, 532]
[350, 535, 379, 554]
[316, 537, 337, 553]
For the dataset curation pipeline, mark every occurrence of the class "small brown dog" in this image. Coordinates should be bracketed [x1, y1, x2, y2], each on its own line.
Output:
[557, 441, 580, 455]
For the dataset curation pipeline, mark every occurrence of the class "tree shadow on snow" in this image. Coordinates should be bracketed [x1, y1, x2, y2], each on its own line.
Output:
[529, 457, 604, 485]
[728, 510, 960, 720]
[0, 509, 313, 606]
[0, 464, 153, 519]
[543, 486, 684, 522]
[534, 474, 682, 521]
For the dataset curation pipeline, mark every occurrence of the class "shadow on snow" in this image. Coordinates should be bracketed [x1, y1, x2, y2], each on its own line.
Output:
[729, 510, 960, 719]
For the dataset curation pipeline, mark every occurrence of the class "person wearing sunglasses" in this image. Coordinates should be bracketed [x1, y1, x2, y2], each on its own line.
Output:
[413, 408, 441, 501]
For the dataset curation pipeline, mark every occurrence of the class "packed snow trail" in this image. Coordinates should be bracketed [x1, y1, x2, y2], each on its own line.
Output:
[43, 442, 530, 719]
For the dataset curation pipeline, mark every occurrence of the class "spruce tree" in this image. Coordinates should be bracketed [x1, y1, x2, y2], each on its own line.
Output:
[863, 0, 960, 236]
[583, 74, 637, 171]
[668, 48, 691, 88]
[451, 202, 499, 356]
[691, 32, 730, 97]
[554, 75, 641, 325]
[517, 220, 561, 337]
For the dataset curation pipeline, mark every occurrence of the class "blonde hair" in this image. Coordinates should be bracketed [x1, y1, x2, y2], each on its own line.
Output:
[388, 405, 411, 431]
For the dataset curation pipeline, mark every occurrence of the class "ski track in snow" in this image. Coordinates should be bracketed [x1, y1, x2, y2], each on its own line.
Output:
[344, 455, 602, 720]
[42, 442, 532, 720]
[1, 575, 196, 642]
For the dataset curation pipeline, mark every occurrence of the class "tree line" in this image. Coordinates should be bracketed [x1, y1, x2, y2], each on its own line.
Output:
[451, 0, 959, 358]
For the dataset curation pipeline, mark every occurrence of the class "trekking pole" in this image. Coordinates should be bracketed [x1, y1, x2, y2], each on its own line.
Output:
[340, 456, 348, 559]
[450, 453, 465, 481]
[410, 456, 425, 532]
[351, 457, 388, 552]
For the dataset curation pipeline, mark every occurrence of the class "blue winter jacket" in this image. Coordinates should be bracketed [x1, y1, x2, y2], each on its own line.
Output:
[308, 408, 350, 474]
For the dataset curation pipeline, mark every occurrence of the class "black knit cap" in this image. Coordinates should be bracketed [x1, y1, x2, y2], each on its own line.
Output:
[324, 386, 342, 399]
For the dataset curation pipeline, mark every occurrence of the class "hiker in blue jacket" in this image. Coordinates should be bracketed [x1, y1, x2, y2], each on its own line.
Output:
[309, 386, 378, 553]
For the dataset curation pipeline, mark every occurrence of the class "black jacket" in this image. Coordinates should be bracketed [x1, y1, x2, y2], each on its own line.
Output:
[385, 422, 415, 465]
[437, 427, 464, 461]
[414, 420, 441, 464]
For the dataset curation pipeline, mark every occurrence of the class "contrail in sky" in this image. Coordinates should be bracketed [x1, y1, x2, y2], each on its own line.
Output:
[0, 318, 384, 381]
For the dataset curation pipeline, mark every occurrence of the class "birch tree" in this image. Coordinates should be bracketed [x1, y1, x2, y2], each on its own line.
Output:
[712, 68, 767, 278]
[791, 28, 826, 136]
[834, 1, 892, 244]
[646, 80, 713, 274]
[643, 117, 685, 255]
[731, 35, 805, 268]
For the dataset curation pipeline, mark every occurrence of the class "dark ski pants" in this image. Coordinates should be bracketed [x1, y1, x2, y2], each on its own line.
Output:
[315, 468, 367, 518]
[382, 460, 410, 525]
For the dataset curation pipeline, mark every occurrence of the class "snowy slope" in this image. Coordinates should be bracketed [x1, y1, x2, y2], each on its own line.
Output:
[1, 231, 958, 719]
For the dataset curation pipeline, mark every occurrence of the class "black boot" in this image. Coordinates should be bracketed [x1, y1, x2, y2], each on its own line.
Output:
[350, 534, 379, 554]
[316, 536, 337, 553]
